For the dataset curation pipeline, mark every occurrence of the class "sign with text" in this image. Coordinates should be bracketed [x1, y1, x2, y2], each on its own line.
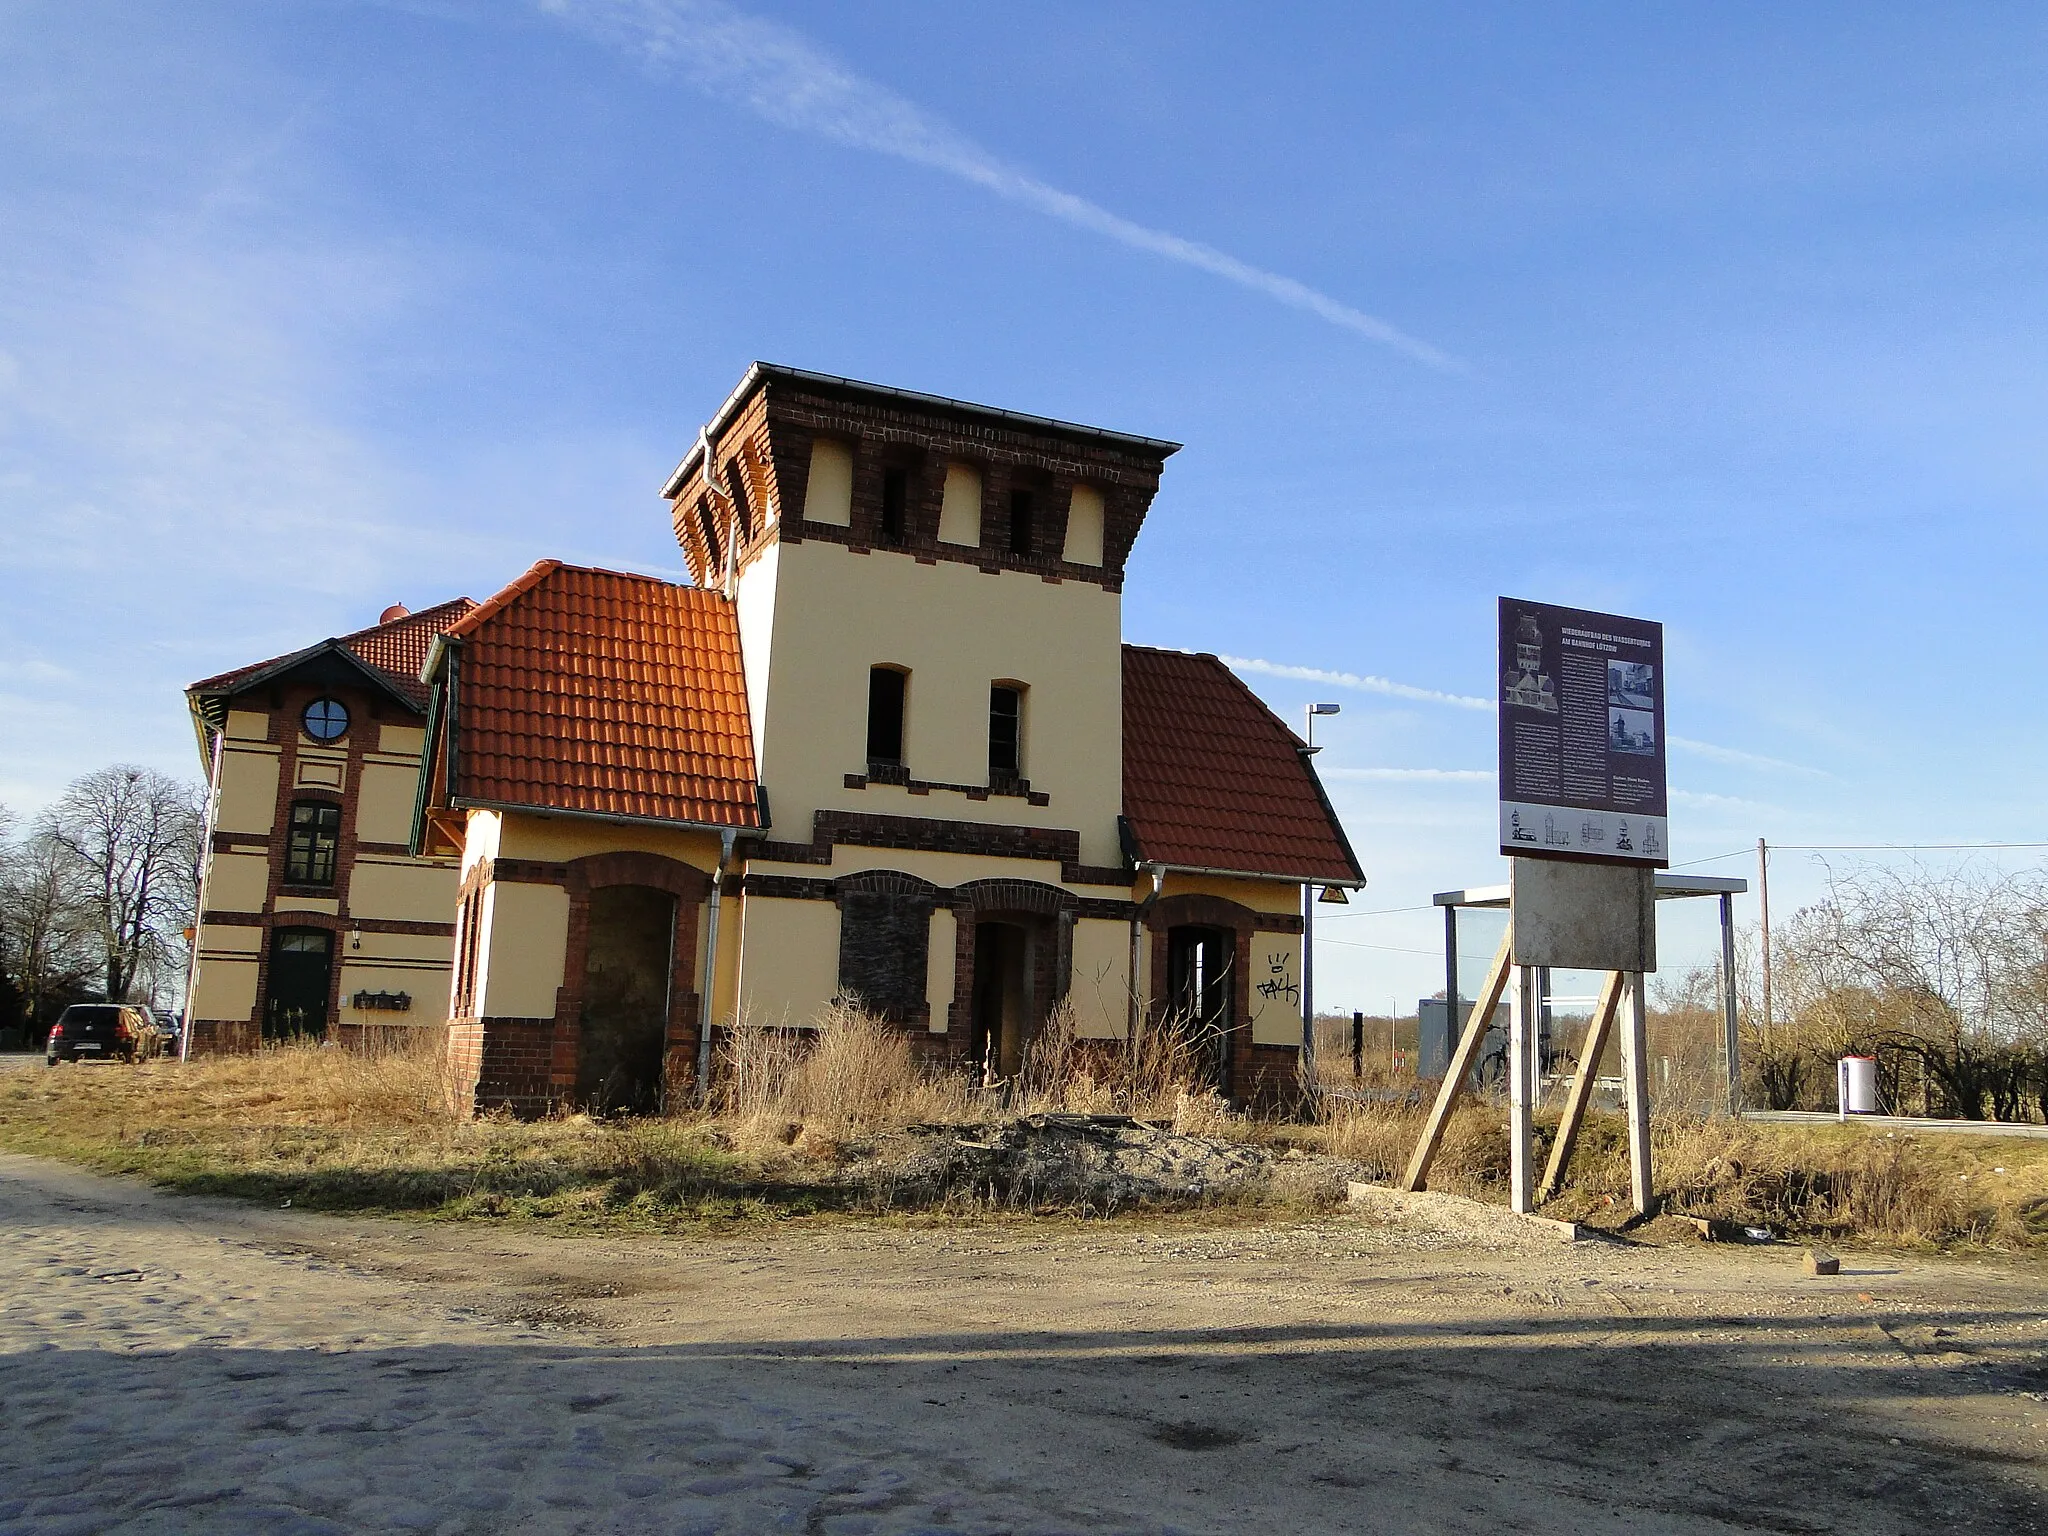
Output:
[1498, 597, 1668, 866]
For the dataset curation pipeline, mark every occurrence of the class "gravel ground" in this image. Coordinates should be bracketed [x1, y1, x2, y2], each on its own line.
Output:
[2, 1149, 2044, 1534]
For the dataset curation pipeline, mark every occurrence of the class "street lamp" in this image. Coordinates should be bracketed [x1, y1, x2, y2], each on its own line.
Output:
[1302, 703, 1340, 1081]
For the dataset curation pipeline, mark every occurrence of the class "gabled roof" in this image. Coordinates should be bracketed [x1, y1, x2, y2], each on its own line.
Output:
[1121, 646, 1364, 884]
[424, 560, 760, 831]
[188, 598, 476, 714]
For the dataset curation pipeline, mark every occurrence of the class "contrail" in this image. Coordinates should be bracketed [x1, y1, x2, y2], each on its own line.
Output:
[538, 0, 1456, 369]
[1219, 655, 1494, 712]
[1324, 767, 1494, 783]
[1668, 736, 1829, 778]
[1229, 654, 1832, 777]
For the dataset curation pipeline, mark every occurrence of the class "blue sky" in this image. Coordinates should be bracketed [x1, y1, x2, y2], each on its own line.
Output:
[4, 1, 2046, 1007]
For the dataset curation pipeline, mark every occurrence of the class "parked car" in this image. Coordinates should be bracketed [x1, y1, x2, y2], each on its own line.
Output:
[45, 1004, 161, 1064]
[151, 1009, 183, 1058]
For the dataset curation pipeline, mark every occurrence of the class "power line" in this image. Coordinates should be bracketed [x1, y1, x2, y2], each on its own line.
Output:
[1768, 841, 2048, 852]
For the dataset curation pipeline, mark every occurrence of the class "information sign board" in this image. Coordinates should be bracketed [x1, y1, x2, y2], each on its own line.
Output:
[1498, 597, 1667, 866]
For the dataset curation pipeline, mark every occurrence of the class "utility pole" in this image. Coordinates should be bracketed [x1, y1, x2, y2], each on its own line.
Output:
[1757, 837, 1773, 1035]
[1301, 703, 1341, 1085]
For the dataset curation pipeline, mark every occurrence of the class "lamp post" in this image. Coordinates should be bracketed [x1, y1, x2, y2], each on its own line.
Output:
[1302, 702, 1341, 1083]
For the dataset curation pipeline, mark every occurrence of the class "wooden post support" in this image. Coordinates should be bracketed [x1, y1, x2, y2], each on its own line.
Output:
[1620, 971, 1654, 1214]
[1508, 962, 1539, 1213]
[1537, 969, 1624, 1203]
[1400, 929, 1512, 1193]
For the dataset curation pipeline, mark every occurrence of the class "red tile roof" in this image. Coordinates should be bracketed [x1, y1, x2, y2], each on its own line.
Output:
[188, 597, 475, 711]
[435, 561, 760, 830]
[1121, 646, 1363, 883]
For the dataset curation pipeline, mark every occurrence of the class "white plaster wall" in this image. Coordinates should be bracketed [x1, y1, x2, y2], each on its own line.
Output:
[204, 852, 271, 914]
[191, 958, 259, 1023]
[213, 747, 280, 836]
[1062, 484, 1105, 566]
[355, 762, 422, 845]
[461, 810, 502, 882]
[478, 882, 569, 1019]
[925, 906, 957, 1033]
[753, 540, 1124, 865]
[803, 439, 854, 525]
[1246, 931, 1304, 1045]
[735, 896, 841, 1030]
[348, 857, 460, 924]
[1068, 917, 1131, 1039]
[938, 462, 982, 546]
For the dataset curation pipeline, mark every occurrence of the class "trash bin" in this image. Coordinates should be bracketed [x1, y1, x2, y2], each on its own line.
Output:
[1837, 1055, 1878, 1117]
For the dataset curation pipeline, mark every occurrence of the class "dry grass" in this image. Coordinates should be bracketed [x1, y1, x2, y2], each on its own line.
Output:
[4, 1021, 2042, 1249]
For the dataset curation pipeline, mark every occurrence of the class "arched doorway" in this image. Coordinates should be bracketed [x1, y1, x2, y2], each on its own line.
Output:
[1165, 924, 1235, 1093]
[265, 927, 333, 1042]
[578, 884, 677, 1114]
[970, 919, 1035, 1081]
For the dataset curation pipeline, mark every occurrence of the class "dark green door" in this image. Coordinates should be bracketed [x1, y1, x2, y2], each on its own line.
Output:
[266, 928, 333, 1041]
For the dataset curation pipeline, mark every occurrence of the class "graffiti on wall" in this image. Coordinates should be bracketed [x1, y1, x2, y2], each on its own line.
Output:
[1248, 949, 1299, 1030]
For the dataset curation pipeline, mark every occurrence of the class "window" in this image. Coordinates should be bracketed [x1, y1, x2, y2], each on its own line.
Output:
[938, 462, 982, 546]
[1062, 484, 1105, 566]
[285, 800, 342, 886]
[724, 461, 754, 540]
[1008, 488, 1035, 555]
[880, 466, 909, 545]
[696, 496, 723, 571]
[302, 697, 349, 741]
[866, 666, 907, 768]
[803, 438, 855, 526]
[837, 876, 933, 1020]
[452, 891, 483, 1016]
[989, 684, 1023, 780]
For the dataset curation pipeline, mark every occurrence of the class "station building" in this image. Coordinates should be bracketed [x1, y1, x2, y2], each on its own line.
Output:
[412, 365, 1362, 1115]
[182, 600, 473, 1051]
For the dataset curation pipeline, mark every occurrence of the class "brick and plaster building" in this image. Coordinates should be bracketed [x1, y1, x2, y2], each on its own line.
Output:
[415, 365, 1362, 1115]
[182, 600, 474, 1052]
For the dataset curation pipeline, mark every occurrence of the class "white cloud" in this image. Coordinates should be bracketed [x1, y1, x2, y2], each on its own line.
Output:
[1325, 766, 1494, 783]
[538, 0, 1455, 368]
[1668, 735, 1830, 778]
[1220, 655, 1494, 711]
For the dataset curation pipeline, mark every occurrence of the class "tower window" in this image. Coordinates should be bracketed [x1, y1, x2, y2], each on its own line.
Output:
[1008, 489, 1035, 555]
[989, 684, 1022, 780]
[697, 496, 723, 572]
[302, 697, 349, 742]
[881, 466, 909, 545]
[285, 800, 342, 886]
[724, 461, 754, 540]
[867, 666, 907, 768]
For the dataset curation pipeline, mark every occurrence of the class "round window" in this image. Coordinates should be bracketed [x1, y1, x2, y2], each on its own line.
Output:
[302, 698, 350, 742]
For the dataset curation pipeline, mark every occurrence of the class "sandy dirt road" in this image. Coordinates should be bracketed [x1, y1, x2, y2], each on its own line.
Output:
[1, 1151, 2044, 1535]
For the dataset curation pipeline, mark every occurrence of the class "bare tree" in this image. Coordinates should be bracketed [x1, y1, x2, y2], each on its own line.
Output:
[39, 766, 203, 1007]
[1777, 862, 2048, 1120]
[0, 825, 102, 1039]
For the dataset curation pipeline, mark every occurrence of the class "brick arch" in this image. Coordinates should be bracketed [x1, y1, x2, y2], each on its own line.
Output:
[558, 851, 715, 1112]
[1150, 892, 1264, 934]
[954, 878, 1073, 916]
[834, 868, 939, 900]
[1144, 893, 1289, 1110]
[564, 850, 714, 903]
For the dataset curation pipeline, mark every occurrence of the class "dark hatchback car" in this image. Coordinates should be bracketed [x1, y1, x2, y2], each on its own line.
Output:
[45, 1004, 161, 1064]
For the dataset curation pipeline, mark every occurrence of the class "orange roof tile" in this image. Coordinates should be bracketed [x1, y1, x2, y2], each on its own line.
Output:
[1121, 646, 1362, 883]
[436, 561, 760, 830]
[188, 597, 475, 712]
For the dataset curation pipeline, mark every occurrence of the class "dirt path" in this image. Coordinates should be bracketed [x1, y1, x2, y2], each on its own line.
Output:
[2, 1152, 2044, 1535]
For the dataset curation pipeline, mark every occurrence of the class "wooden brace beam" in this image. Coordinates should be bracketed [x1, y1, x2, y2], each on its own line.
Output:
[1536, 969, 1625, 1204]
[1399, 929, 1513, 1193]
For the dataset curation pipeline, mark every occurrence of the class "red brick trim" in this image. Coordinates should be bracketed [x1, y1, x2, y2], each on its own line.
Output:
[452, 848, 715, 1117]
[747, 809, 1130, 888]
